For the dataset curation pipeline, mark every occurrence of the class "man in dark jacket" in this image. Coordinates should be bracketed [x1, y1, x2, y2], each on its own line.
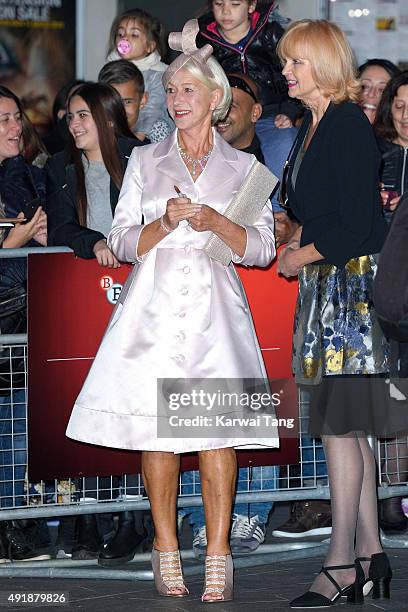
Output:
[217, 73, 299, 244]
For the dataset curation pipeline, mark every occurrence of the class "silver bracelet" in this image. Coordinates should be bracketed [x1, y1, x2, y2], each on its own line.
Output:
[160, 215, 174, 234]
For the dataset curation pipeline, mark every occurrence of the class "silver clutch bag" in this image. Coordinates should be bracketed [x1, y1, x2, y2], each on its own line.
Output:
[203, 160, 278, 266]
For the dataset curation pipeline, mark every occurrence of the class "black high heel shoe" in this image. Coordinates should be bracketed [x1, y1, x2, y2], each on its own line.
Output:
[356, 552, 392, 599]
[290, 563, 364, 609]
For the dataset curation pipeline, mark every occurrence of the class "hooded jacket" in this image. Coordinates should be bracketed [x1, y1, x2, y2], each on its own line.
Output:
[196, 2, 300, 119]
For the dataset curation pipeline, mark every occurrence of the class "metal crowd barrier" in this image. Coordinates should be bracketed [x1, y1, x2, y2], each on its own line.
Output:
[0, 247, 407, 581]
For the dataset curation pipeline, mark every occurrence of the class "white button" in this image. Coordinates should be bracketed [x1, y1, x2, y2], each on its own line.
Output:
[180, 287, 189, 296]
[177, 331, 186, 341]
[173, 354, 185, 363]
[183, 266, 190, 274]
[178, 311, 186, 318]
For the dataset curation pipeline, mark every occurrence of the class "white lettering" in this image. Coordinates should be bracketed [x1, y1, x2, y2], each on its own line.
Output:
[17, 6, 49, 20]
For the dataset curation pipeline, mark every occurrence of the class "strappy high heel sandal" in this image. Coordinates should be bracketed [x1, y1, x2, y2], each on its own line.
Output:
[356, 552, 392, 599]
[290, 563, 364, 609]
[201, 554, 233, 603]
[151, 548, 189, 597]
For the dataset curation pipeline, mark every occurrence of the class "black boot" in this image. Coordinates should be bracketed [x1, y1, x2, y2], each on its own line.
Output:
[23, 519, 51, 549]
[71, 514, 101, 560]
[379, 497, 408, 534]
[0, 521, 50, 561]
[98, 511, 146, 566]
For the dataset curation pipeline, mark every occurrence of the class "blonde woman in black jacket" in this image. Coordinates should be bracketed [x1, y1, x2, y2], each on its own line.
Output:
[276, 20, 401, 609]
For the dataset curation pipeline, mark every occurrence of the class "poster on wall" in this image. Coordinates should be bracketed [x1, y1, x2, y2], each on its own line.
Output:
[0, 0, 76, 134]
[330, 0, 407, 67]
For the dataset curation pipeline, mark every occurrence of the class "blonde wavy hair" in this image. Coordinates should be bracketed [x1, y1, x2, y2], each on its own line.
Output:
[277, 20, 361, 104]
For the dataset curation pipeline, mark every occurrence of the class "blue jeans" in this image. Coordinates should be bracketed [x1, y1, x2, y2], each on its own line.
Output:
[179, 465, 279, 532]
[233, 465, 279, 522]
[0, 389, 29, 507]
[301, 436, 327, 481]
[255, 116, 298, 212]
[0, 389, 49, 508]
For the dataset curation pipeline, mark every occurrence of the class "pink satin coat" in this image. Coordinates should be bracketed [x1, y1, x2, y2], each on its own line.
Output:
[66, 130, 279, 452]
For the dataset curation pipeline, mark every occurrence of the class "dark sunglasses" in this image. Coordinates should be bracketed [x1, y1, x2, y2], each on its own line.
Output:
[227, 75, 259, 104]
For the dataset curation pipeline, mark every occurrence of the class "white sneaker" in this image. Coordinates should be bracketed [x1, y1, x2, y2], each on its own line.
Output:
[230, 514, 266, 553]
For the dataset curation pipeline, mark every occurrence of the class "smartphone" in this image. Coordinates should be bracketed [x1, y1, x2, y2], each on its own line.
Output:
[382, 190, 399, 211]
[24, 197, 41, 222]
[0, 217, 28, 227]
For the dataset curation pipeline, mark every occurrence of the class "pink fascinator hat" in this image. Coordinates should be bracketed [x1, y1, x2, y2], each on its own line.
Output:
[162, 19, 214, 88]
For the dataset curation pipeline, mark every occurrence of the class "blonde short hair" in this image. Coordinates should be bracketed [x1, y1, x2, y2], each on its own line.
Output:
[183, 56, 232, 124]
[277, 20, 361, 104]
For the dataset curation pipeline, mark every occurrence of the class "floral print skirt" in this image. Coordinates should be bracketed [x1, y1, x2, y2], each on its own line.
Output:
[293, 255, 407, 435]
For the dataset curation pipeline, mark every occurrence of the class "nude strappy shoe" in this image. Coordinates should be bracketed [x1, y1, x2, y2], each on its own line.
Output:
[151, 548, 189, 597]
[201, 553, 233, 603]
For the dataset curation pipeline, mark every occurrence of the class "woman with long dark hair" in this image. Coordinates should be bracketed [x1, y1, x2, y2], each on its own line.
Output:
[0, 85, 49, 563]
[374, 71, 408, 214]
[373, 71, 408, 535]
[46, 81, 144, 267]
[0, 85, 47, 250]
[358, 59, 400, 125]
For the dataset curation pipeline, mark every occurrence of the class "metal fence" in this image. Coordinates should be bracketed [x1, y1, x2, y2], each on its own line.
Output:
[0, 247, 407, 580]
[1, 339, 331, 518]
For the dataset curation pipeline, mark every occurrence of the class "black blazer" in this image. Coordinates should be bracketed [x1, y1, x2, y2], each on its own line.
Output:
[287, 101, 387, 267]
[46, 137, 143, 259]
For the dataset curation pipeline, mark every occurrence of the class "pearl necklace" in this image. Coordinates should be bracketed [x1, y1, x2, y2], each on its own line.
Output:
[177, 142, 213, 177]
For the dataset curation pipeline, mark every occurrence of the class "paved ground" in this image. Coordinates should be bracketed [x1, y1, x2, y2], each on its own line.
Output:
[0, 504, 407, 611]
[0, 550, 407, 611]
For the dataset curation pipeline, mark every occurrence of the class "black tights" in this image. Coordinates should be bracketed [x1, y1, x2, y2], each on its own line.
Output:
[309, 433, 382, 598]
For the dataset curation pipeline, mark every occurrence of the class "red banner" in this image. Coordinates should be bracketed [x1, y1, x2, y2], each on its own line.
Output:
[28, 253, 299, 480]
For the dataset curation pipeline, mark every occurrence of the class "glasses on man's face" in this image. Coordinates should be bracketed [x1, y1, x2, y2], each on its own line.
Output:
[278, 159, 290, 209]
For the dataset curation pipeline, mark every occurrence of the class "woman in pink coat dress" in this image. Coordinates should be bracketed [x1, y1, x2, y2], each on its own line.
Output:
[66, 20, 277, 603]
